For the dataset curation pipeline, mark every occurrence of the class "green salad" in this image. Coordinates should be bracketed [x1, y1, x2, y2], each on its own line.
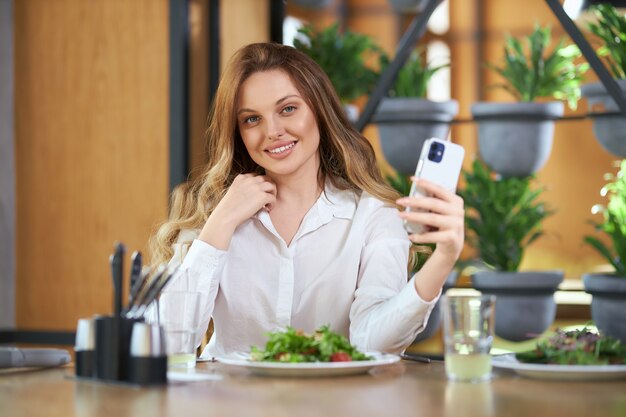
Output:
[250, 325, 372, 363]
[516, 328, 626, 365]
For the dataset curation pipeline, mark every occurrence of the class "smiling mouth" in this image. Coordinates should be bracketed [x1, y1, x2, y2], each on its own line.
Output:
[267, 142, 296, 154]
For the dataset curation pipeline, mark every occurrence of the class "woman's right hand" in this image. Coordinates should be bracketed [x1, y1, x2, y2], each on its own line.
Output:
[198, 173, 276, 249]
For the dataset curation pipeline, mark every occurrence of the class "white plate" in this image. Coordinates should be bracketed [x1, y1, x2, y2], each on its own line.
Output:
[215, 351, 401, 377]
[492, 353, 626, 381]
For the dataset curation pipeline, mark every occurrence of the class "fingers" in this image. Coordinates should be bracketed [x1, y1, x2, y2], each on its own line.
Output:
[408, 228, 464, 253]
[400, 210, 463, 232]
[397, 195, 463, 217]
[225, 173, 277, 215]
[409, 177, 461, 204]
[406, 213, 465, 259]
[396, 178, 465, 258]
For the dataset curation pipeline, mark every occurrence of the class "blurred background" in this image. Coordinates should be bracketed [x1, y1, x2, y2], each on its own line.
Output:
[0, 0, 618, 342]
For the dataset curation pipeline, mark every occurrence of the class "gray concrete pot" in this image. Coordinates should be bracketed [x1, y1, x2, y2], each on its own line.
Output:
[471, 270, 564, 342]
[582, 273, 626, 344]
[580, 80, 626, 157]
[471, 102, 564, 178]
[374, 98, 458, 175]
[291, 0, 332, 9]
[412, 269, 459, 343]
[388, 0, 432, 13]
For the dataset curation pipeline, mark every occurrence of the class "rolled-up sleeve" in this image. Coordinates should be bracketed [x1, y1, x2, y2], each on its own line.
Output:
[349, 204, 440, 353]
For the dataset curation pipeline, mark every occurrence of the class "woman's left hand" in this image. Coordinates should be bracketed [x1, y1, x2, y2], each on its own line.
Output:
[396, 178, 465, 260]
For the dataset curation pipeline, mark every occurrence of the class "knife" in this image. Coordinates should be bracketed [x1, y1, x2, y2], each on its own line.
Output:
[127, 264, 167, 318]
[110, 242, 126, 318]
[128, 251, 143, 306]
[124, 265, 152, 316]
[134, 265, 180, 318]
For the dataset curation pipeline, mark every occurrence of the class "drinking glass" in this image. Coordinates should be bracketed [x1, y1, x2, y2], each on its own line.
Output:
[442, 294, 496, 382]
[157, 291, 201, 368]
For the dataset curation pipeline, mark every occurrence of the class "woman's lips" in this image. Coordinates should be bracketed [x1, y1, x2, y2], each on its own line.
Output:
[265, 141, 296, 159]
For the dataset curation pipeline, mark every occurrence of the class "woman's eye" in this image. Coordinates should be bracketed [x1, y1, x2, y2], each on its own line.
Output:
[243, 115, 260, 124]
[282, 105, 296, 114]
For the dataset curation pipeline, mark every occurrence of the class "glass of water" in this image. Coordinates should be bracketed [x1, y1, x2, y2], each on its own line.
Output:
[441, 294, 496, 382]
[158, 291, 201, 368]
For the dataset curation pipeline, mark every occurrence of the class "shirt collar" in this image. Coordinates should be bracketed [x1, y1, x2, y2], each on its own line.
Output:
[317, 180, 358, 221]
[253, 179, 359, 239]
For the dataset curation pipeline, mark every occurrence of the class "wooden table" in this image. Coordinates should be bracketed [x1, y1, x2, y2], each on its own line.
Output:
[1, 359, 625, 417]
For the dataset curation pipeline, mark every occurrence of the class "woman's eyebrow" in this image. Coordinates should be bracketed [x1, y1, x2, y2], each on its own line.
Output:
[237, 94, 301, 115]
[275, 94, 300, 105]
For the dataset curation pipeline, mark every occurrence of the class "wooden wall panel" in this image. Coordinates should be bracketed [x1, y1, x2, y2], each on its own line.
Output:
[220, 0, 269, 71]
[14, 0, 170, 329]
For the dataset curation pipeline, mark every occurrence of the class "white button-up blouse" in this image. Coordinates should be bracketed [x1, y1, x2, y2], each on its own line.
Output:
[164, 182, 438, 358]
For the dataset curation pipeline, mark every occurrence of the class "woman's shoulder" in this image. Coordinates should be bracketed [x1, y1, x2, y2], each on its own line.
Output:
[358, 190, 395, 212]
[176, 229, 201, 244]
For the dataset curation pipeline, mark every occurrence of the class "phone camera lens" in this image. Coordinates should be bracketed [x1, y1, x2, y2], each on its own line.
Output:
[427, 142, 445, 162]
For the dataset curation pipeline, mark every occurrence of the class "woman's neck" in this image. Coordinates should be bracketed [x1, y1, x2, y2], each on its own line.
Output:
[269, 172, 323, 209]
[266, 171, 324, 246]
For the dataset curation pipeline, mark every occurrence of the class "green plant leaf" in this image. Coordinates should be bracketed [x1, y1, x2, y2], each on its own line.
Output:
[385, 49, 448, 98]
[294, 23, 384, 102]
[587, 5, 626, 79]
[459, 160, 554, 272]
[584, 160, 626, 277]
[485, 25, 588, 108]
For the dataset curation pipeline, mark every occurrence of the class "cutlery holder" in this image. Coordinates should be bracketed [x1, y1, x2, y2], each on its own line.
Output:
[118, 317, 144, 381]
[128, 356, 168, 385]
[93, 316, 119, 381]
[87, 315, 150, 384]
[75, 350, 95, 378]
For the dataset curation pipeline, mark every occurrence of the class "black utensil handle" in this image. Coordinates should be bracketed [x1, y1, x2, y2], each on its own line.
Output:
[111, 242, 126, 317]
[129, 251, 143, 304]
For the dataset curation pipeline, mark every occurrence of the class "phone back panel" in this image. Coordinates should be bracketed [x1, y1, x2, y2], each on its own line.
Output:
[414, 138, 465, 191]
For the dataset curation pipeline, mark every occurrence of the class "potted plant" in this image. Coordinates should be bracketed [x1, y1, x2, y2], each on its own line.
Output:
[386, 173, 459, 343]
[374, 50, 458, 175]
[581, 4, 626, 157]
[582, 159, 626, 343]
[472, 25, 588, 178]
[293, 23, 384, 122]
[459, 160, 563, 342]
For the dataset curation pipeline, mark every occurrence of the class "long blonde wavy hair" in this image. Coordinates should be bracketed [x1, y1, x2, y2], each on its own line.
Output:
[149, 42, 403, 265]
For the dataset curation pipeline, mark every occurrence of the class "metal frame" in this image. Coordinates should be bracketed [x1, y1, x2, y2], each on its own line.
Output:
[545, 0, 626, 117]
[169, 0, 190, 191]
[209, 0, 221, 101]
[355, 0, 442, 132]
[270, 0, 285, 43]
[355, 0, 626, 132]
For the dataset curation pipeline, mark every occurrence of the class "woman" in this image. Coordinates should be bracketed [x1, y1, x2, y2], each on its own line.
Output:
[150, 42, 464, 358]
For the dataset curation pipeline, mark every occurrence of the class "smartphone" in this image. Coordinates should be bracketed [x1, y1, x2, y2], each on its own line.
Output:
[403, 138, 465, 234]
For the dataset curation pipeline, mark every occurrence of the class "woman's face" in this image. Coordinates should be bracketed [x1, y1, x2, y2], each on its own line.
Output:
[236, 69, 321, 180]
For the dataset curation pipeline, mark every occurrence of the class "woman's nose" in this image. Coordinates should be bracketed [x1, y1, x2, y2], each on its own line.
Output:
[266, 115, 286, 140]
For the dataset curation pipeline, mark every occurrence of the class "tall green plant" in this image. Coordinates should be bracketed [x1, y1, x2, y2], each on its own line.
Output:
[488, 25, 588, 109]
[587, 4, 626, 79]
[293, 23, 383, 103]
[382, 50, 448, 98]
[584, 160, 626, 277]
[459, 160, 554, 272]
